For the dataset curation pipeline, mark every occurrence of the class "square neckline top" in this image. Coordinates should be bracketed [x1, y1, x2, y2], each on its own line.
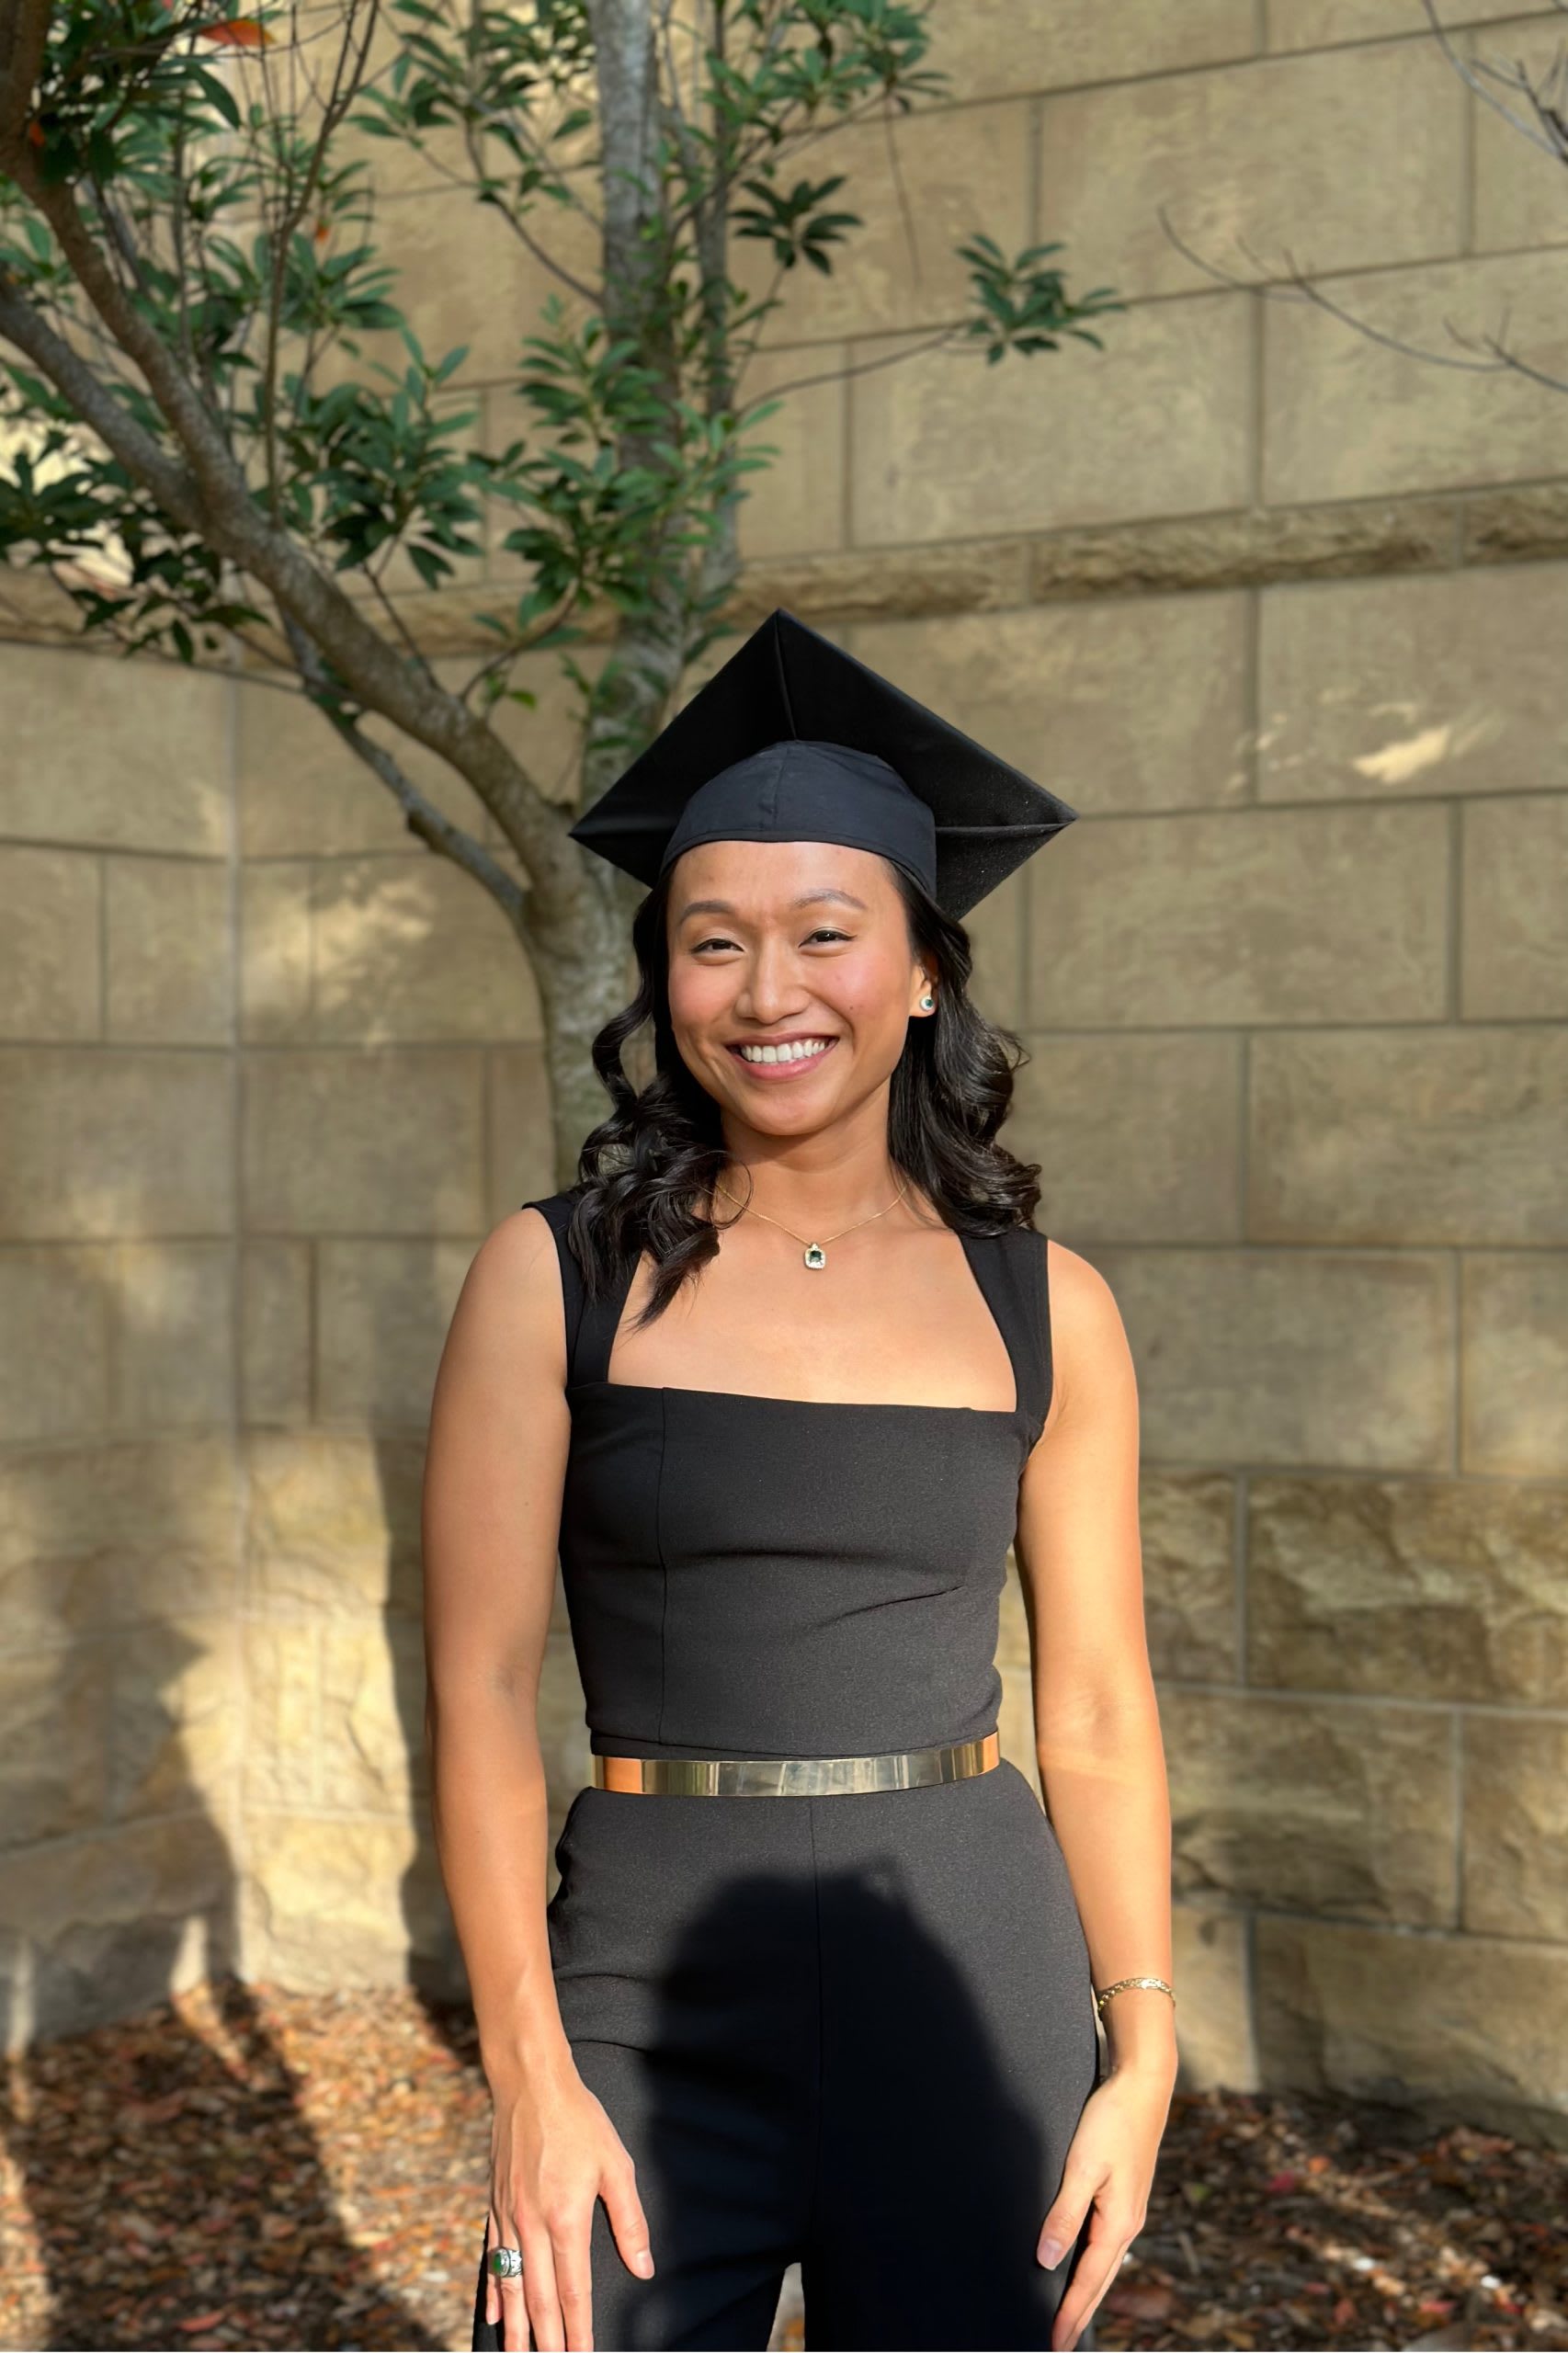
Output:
[539, 1205, 1042, 1435]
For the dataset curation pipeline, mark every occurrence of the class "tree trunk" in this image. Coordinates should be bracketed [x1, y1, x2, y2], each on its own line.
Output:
[521, 859, 645, 1191]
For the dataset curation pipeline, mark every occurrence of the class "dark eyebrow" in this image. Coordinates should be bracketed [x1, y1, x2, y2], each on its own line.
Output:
[675, 887, 870, 925]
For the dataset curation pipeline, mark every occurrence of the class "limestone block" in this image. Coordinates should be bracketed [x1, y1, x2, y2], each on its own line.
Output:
[1266, 0, 1534, 49]
[242, 1241, 312, 1427]
[1027, 803, 1449, 1028]
[242, 1047, 484, 1234]
[311, 855, 537, 1043]
[996, 1665, 1040, 1795]
[731, 344, 848, 565]
[3, 645, 228, 853]
[0, 847, 100, 1040]
[0, 1436, 240, 1654]
[1029, 494, 1459, 599]
[1247, 1473, 1568, 1701]
[1171, 1906, 1257, 2092]
[1254, 1915, 1568, 2146]
[347, 182, 597, 385]
[480, 642, 607, 810]
[1249, 1027, 1568, 1245]
[925, 0, 1256, 101]
[739, 100, 1030, 348]
[850, 596, 1251, 817]
[539, 1629, 592, 1848]
[1460, 794, 1568, 1018]
[1165, 1688, 1456, 1924]
[0, 1643, 110, 1846]
[1141, 1473, 1240, 1683]
[1089, 1248, 1452, 1469]
[484, 1046, 558, 1228]
[243, 1620, 320, 1808]
[110, 1244, 235, 1431]
[1460, 1253, 1568, 1476]
[1471, 14, 1568, 251]
[242, 1813, 427, 1992]
[0, 1248, 111, 1443]
[1462, 1715, 1568, 1942]
[1265, 251, 1568, 505]
[0, 1049, 233, 1240]
[106, 857, 232, 1045]
[963, 866, 1025, 1032]
[236, 676, 491, 858]
[241, 862, 313, 1041]
[320, 1617, 428, 1808]
[849, 294, 1253, 542]
[996, 1552, 1032, 1670]
[1039, 39, 1463, 303]
[106, 1615, 240, 1823]
[0, 1813, 239, 2049]
[244, 1429, 426, 1619]
[1012, 1034, 1243, 1243]
[316, 1238, 477, 1426]
[1258, 564, 1568, 802]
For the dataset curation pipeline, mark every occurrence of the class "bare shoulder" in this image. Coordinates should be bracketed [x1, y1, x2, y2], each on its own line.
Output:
[1042, 1236, 1137, 1413]
[437, 1204, 568, 1391]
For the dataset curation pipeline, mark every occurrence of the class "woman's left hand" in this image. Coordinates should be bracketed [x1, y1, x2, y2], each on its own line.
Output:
[1037, 2058, 1177, 2352]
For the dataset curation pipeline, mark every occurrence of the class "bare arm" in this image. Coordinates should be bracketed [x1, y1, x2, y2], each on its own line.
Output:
[1015, 1239, 1176, 2353]
[1015, 1239, 1175, 2080]
[423, 1206, 576, 2096]
[422, 1206, 653, 2352]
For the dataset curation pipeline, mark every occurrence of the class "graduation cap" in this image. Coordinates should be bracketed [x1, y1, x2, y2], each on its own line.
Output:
[567, 607, 1078, 922]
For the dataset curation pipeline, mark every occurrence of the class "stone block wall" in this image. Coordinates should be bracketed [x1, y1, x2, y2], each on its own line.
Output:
[0, 652, 243, 2044]
[2, 0, 1566, 2141]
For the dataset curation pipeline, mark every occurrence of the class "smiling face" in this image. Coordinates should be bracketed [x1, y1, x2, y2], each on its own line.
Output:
[665, 836, 936, 1141]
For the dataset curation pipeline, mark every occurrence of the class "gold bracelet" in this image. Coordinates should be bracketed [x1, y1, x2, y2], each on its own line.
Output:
[1094, 1974, 1176, 2016]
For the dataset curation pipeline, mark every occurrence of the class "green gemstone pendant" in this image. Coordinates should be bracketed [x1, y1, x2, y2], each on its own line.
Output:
[803, 1242, 827, 1270]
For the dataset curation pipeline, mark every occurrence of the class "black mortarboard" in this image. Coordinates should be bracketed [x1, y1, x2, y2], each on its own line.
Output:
[567, 607, 1078, 921]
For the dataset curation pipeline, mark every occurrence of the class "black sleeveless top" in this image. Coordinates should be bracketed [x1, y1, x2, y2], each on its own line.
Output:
[524, 1191, 1053, 1762]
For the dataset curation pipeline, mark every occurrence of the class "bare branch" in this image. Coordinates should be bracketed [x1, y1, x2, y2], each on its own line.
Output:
[282, 616, 528, 928]
[733, 318, 971, 415]
[1418, 0, 1568, 163]
[1157, 204, 1523, 376]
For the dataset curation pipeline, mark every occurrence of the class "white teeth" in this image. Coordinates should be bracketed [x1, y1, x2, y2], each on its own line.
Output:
[736, 1038, 834, 1064]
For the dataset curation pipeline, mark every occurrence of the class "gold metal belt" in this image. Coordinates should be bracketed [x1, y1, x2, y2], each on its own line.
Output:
[591, 1730, 1000, 1796]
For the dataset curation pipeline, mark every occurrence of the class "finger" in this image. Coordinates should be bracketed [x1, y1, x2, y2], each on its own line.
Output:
[600, 2154, 655, 2280]
[1037, 2166, 1105, 2267]
[490, 2208, 527, 2347]
[484, 2207, 506, 2335]
[1051, 2227, 1134, 2353]
[521, 2215, 566, 2353]
[551, 2216, 596, 2353]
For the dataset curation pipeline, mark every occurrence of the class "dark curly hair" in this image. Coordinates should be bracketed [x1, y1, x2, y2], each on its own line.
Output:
[560, 856, 1044, 1336]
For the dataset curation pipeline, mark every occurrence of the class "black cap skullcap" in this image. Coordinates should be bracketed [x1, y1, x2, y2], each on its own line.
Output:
[567, 607, 1078, 922]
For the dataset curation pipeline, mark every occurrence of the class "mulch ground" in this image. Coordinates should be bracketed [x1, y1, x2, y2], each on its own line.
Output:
[0, 1979, 1562, 2352]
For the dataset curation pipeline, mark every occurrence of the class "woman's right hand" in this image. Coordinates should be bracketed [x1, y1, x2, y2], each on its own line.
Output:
[484, 2065, 654, 2352]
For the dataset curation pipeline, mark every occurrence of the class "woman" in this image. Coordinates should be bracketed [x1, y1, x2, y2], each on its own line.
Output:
[424, 609, 1177, 2353]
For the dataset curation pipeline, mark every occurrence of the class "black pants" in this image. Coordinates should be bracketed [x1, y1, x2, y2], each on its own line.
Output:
[472, 1764, 1102, 2350]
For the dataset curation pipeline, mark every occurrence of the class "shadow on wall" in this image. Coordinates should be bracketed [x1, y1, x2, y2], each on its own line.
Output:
[0, 1271, 432, 2348]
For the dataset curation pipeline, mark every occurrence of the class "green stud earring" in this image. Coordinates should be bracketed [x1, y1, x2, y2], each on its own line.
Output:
[920, 993, 935, 1011]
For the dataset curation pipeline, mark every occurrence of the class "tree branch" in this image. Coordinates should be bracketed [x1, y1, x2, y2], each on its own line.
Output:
[282, 615, 528, 928]
[0, 157, 579, 899]
[0, 278, 202, 518]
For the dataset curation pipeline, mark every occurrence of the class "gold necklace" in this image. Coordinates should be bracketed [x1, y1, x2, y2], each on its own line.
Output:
[711, 1174, 912, 1271]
